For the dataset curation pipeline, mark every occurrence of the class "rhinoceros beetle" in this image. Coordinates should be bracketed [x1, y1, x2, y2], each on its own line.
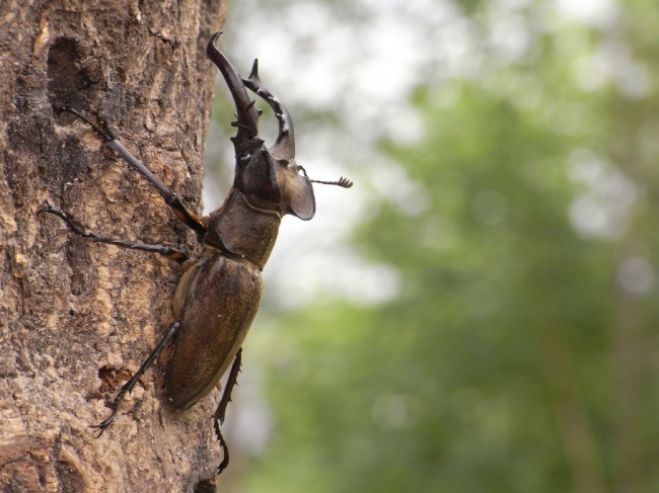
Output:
[42, 32, 351, 475]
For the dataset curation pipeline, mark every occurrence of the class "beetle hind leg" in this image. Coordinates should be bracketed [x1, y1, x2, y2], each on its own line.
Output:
[92, 321, 180, 435]
[212, 348, 242, 475]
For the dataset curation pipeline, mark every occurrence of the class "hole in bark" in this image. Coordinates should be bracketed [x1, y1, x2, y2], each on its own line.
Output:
[193, 478, 216, 493]
[55, 459, 84, 492]
[47, 37, 93, 114]
[97, 365, 132, 394]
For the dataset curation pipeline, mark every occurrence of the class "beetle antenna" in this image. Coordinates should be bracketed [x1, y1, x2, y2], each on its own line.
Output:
[311, 176, 353, 188]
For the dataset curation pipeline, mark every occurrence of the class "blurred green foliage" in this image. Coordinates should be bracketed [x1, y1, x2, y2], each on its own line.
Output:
[230, 1, 659, 492]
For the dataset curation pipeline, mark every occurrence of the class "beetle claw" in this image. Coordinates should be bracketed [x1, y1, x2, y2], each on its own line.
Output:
[213, 418, 230, 475]
[90, 418, 111, 438]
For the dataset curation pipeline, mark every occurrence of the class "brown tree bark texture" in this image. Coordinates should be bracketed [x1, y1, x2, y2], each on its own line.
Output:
[0, 1, 226, 491]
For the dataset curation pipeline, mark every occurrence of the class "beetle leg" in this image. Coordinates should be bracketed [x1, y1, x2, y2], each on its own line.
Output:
[62, 107, 208, 236]
[92, 321, 180, 436]
[212, 348, 242, 475]
[39, 203, 189, 262]
[213, 418, 230, 476]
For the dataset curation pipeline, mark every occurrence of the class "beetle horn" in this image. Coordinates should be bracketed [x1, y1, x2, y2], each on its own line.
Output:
[207, 33, 259, 146]
[242, 59, 295, 159]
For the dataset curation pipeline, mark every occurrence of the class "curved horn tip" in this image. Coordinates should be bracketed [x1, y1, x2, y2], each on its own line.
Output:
[207, 31, 224, 55]
[210, 31, 223, 45]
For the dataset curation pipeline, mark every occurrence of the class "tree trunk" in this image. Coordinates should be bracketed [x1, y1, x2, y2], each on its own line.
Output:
[0, 1, 226, 491]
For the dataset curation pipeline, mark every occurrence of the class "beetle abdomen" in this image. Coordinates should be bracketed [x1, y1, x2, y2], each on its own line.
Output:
[166, 250, 262, 410]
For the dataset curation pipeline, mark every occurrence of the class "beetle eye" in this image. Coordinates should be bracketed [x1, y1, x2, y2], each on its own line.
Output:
[277, 159, 289, 167]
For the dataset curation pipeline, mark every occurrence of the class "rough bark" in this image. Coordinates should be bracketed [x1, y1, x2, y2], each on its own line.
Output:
[0, 1, 226, 491]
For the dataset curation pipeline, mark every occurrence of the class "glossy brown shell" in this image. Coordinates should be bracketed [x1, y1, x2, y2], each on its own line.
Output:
[166, 248, 262, 410]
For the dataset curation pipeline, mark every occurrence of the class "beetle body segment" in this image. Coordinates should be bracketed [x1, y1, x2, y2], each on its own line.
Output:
[166, 181, 284, 410]
[204, 189, 282, 269]
[168, 247, 263, 410]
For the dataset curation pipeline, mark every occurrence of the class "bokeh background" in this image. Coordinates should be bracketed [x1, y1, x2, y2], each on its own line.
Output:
[204, 1, 659, 491]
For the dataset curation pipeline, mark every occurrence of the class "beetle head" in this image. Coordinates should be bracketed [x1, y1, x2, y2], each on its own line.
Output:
[207, 34, 351, 220]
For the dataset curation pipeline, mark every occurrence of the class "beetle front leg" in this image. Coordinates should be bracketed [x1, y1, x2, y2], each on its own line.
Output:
[212, 348, 242, 475]
[92, 321, 181, 436]
[40, 203, 189, 262]
[61, 107, 208, 236]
